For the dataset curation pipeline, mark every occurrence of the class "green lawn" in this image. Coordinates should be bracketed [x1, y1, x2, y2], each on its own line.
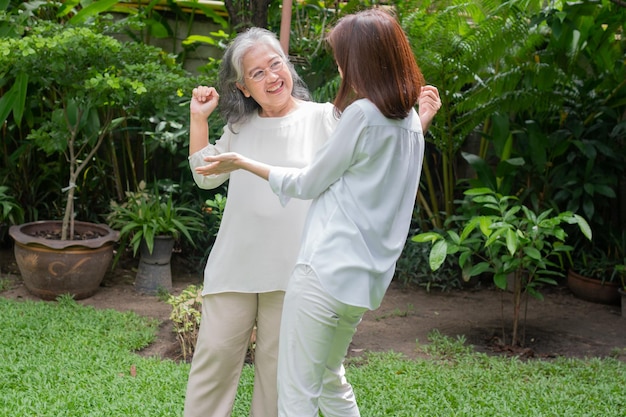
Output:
[1, 296, 624, 417]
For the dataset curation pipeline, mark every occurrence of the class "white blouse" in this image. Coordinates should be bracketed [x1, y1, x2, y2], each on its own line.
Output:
[189, 101, 337, 295]
[269, 99, 425, 310]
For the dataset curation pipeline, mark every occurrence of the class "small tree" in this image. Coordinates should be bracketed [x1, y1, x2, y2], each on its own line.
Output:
[0, 21, 193, 240]
[413, 188, 592, 347]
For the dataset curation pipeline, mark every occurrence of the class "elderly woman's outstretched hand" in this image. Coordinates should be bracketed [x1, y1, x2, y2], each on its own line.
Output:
[195, 152, 243, 176]
[196, 152, 271, 181]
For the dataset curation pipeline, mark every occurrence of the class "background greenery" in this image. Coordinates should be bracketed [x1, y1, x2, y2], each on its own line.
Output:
[0, 0, 625, 289]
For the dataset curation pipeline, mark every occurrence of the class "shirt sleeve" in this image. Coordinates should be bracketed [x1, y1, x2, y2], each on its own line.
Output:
[268, 103, 366, 206]
[188, 127, 232, 190]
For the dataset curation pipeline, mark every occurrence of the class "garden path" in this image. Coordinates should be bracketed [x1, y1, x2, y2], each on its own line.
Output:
[1, 249, 624, 362]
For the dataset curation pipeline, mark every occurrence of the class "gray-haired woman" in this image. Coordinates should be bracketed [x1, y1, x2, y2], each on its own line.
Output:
[185, 28, 337, 417]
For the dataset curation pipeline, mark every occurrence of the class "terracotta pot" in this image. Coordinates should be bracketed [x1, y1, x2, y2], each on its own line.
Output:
[9, 221, 119, 300]
[567, 269, 620, 305]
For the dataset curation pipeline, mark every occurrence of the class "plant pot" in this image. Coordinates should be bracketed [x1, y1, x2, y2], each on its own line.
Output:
[9, 221, 119, 300]
[619, 288, 626, 319]
[567, 269, 620, 305]
[134, 235, 175, 294]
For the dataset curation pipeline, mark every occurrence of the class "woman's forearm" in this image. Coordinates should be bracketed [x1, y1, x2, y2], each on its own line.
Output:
[189, 114, 209, 156]
[195, 152, 272, 181]
[235, 155, 271, 181]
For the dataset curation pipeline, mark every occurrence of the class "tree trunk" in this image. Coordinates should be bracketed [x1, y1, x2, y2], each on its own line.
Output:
[224, 0, 272, 31]
[511, 268, 522, 346]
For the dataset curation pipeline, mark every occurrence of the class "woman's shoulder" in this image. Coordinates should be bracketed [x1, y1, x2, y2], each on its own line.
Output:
[347, 99, 417, 124]
[348, 98, 376, 113]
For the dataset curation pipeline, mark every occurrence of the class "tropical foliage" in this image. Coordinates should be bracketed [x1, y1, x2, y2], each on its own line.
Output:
[398, 0, 625, 289]
[0, 0, 624, 289]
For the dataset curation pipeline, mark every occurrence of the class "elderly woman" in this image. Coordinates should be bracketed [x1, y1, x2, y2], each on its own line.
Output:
[185, 28, 337, 417]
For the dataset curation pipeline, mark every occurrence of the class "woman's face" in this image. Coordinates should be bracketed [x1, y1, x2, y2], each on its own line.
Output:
[236, 44, 296, 117]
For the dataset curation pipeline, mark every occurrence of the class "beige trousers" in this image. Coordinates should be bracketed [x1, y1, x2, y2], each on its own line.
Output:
[184, 291, 285, 417]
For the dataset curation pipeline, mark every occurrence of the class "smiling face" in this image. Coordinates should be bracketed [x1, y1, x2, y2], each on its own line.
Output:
[235, 44, 297, 118]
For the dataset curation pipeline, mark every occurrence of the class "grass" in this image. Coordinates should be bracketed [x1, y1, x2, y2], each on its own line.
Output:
[349, 351, 625, 416]
[374, 303, 415, 320]
[0, 297, 624, 417]
[0, 296, 189, 416]
[0, 275, 14, 291]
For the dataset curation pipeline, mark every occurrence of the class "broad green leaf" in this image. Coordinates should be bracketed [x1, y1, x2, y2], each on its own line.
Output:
[13, 72, 27, 124]
[506, 228, 517, 256]
[0, 84, 16, 127]
[574, 214, 592, 240]
[464, 187, 493, 196]
[183, 35, 219, 46]
[176, 2, 229, 28]
[429, 239, 448, 271]
[144, 18, 170, 38]
[412, 232, 441, 243]
[461, 153, 499, 192]
[469, 262, 491, 277]
[67, 0, 119, 25]
[478, 216, 492, 237]
[494, 273, 507, 290]
[523, 246, 541, 260]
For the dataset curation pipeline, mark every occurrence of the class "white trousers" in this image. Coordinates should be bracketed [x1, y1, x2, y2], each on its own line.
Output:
[278, 264, 368, 417]
[184, 291, 285, 417]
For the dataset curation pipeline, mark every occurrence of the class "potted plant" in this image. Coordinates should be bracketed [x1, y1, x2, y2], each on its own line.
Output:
[567, 228, 626, 306]
[566, 249, 622, 305]
[413, 187, 592, 347]
[1, 19, 193, 299]
[106, 182, 205, 294]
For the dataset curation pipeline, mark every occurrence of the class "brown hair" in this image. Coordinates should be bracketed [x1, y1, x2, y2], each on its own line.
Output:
[327, 8, 425, 119]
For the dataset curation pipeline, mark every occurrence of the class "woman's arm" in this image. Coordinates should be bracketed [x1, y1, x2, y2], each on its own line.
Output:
[189, 86, 220, 156]
[198, 102, 364, 203]
[195, 152, 271, 180]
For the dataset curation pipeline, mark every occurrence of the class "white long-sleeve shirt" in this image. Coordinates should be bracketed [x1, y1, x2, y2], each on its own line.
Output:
[189, 101, 337, 295]
[269, 99, 425, 310]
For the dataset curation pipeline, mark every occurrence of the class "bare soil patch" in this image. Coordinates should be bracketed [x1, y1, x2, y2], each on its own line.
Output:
[1, 248, 624, 362]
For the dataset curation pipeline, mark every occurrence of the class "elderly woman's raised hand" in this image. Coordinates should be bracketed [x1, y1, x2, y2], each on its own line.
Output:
[190, 86, 220, 118]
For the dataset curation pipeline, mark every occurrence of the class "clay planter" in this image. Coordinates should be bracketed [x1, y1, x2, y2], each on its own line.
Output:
[620, 288, 626, 318]
[9, 221, 119, 300]
[567, 269, 620, 305]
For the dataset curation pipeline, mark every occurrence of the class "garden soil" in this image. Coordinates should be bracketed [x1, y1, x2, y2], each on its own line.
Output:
[1, 249, 624, 362]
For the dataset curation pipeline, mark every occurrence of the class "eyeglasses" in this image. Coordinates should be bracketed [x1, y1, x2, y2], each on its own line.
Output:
[246, 60, 284, 82]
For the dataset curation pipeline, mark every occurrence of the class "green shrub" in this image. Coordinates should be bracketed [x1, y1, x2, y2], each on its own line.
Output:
[166, 285, 203, 361]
